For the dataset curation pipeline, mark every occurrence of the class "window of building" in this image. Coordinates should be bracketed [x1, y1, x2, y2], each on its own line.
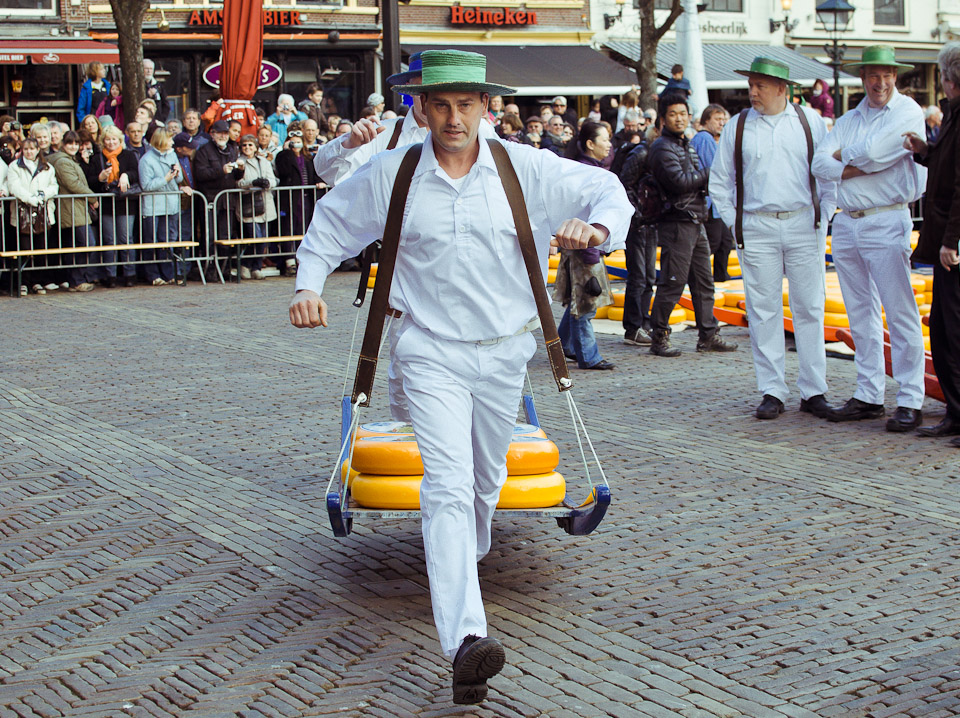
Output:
[647, 0, 742, 12]
[0, 0, 58, 16]
[874, 0, 904, 26]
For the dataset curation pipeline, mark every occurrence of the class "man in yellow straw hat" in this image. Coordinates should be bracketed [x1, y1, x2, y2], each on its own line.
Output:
[289, 49, 632, 704]
[812, 45, 927, 431]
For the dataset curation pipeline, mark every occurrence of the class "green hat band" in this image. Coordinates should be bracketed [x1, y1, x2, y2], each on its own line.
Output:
[419, 50, 487, 85]
[748, 57, 790, 80]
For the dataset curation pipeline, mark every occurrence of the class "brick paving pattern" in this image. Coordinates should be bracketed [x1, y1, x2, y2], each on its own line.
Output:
[2, 275, 959, 718]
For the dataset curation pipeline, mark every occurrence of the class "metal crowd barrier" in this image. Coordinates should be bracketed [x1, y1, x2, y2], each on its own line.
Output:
[211, 184, 326, 282]
[0, 190, 214, 297]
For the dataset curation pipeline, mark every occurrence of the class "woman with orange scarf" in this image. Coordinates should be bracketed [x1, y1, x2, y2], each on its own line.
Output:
[90, 125, 141, 286]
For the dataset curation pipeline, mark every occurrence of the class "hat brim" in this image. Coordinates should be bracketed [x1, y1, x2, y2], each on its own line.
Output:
[733, 69, 801, 86]
[842, 60, 914, 70]
[391, 81, 517, 96]
[386, 69, 422, 87]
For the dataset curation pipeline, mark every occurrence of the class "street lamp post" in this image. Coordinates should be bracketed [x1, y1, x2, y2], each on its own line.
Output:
[816, 0, 855, 114]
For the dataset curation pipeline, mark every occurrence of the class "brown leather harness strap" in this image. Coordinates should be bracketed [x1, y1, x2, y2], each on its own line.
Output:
[386, 119, 405, 151]
[793, 104, 821, 230]
[487, 139, 571, 393]
[352, 143, 423, 405]
[734, 105, 821, 249]
[734, 108, 748, 248]
[353, 119, 410, 308]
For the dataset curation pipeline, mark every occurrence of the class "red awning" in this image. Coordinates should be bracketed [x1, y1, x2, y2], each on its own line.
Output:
[0, 39, 120, 65]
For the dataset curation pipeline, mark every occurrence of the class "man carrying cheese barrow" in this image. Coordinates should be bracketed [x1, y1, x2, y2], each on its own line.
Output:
[289, 50, 632, 705]
[312, 51, 497, 423]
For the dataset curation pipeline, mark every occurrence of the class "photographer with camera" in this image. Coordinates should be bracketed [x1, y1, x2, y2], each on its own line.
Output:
[139, 128, 188, 285]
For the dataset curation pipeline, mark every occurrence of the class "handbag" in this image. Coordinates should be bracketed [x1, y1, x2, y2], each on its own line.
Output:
[106, 181, 142, 198]
[240, 189, 265, 219]
[17, 202, 49, 235]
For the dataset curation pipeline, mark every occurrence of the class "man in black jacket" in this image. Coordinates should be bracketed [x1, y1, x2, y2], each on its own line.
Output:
[647, 92, 736, 357]
[194, 120, 243, 247]
[618, 130, 656, 345]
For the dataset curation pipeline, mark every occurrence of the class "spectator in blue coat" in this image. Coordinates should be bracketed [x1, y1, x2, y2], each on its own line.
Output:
[139, 128, 191, 285]
[266, 94, 307, 146]
[77, 62, 111, 124]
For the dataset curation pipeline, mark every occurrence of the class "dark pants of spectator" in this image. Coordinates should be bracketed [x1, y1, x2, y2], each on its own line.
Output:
[931, 263, 960, 420]
[241, 221, 265, 270]
[651, 220, 718, 340]
[141, 214, 180, 282]
[101, 213, 137, 278]
[705, 214, 735, 282]
[623, 221, 658, 334]
[63, 225, 107, 287]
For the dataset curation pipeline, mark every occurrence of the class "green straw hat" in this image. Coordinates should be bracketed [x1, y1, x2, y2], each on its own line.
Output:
[843, 44, 914, 70]
[391, 49, 517, 96]
[734, 57, 800, 86]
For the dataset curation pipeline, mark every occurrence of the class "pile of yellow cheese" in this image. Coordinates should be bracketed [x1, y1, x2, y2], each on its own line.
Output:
[344, 422, 566, 510]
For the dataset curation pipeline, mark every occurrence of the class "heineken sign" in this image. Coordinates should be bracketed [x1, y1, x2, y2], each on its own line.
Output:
[450, 6, 538, 25]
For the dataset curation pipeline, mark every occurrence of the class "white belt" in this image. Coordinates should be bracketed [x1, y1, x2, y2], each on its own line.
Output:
[847, 202, 908, 219]
[750, 208, 806, 220]
[475, 317, 541, 345]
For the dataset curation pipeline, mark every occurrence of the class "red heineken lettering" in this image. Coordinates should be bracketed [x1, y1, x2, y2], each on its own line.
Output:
[449, 6, 537, 25]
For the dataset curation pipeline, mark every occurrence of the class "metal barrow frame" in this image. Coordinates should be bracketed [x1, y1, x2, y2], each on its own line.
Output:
[326, 394, 611, 538]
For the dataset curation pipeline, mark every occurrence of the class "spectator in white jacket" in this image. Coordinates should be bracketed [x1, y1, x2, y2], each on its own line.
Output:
[234, 133, 278, 279]
[5, 137, 59, 293]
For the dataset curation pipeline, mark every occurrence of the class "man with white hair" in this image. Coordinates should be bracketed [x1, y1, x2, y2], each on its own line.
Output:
[47, 121, 64, 152]
[812, 45, 927, 431]
[267, 94, 307, 145]
[143, 59, 169, 122]
[551, 95, 577, 125]
[366, 92, 385, 118]
[925, 104, 943, 143]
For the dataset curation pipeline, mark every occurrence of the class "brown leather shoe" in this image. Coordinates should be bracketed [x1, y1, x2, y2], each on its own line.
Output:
[452, 635, 505, 705]
[916, 415, 960, 437]
[886, 407, 922, 433]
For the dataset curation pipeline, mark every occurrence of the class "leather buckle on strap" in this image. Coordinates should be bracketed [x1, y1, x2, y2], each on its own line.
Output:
[386, 308, 403, 319]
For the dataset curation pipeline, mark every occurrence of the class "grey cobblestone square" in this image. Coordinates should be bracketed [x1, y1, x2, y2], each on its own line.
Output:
[2, 275, 959, 716]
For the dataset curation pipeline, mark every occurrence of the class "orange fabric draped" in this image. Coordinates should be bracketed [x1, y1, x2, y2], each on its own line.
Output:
[220, 0, 263, 135]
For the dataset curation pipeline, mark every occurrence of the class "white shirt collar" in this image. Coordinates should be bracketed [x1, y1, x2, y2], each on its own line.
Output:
[852, 88, 902, 118]
[414, 133, 498, 180]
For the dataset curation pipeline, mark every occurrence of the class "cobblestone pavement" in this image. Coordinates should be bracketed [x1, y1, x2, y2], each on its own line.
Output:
[2, 275, 959, 718]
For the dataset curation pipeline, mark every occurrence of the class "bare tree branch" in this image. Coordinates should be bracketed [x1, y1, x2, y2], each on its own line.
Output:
[107, 0, 150, 124]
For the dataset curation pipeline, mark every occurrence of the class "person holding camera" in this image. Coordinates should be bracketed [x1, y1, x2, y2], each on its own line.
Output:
[233, 134, 278, 280]
[646, 91, 737, 357]
[553, 122, 616, 370]
[139, 128, 190, 285]
[195, 120, 243, 249]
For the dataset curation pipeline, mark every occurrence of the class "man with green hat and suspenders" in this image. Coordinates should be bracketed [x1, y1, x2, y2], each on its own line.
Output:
[812, 45, 927, 431]
[289, 49, 632, 704]
[710, 57, 837, 421]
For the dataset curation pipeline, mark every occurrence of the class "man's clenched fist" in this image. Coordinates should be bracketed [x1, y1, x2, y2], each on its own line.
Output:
[289, 290, 328, 328]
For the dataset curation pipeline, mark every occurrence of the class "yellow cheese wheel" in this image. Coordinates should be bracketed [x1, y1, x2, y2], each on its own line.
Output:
[669, 307, 687, 324]
[548, 267, 557, 285]
[369, 263, 378, 277]
[549, 254, 560, 269]
[725, 290, 746, 308]
[684, 308, 697, 321]
[367, 276, 376, 289]
[823, 294, 847, 313]
[611, 291, 625, 308]
[354, 421, 415, 439]
[594, 305, 609, 319]
[924, 336, 931, 352]
[823, 312, 850, 328]
[607, 306, 624, 322]
[910, 276, 926, 294]
[506, 436, 561, 475]
[919, 303, 931, 317]
[352, 435, 423, 475]
[350, 471, 566, 510]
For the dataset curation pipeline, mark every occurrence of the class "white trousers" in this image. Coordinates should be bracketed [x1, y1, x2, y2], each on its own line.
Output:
[392, 319, 537, 658]
[387, 320, 410, 422]
[737, 209, 828, 402]
[831, 209, 925, 409]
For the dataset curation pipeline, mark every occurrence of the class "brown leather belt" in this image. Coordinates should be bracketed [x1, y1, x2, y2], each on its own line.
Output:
[386, 308, 402, 319]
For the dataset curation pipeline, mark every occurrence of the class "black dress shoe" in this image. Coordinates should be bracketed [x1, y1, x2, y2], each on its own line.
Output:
[452, 635, 505, 705]
[799, 394, 832, 419]
[827, 397, 885, 422]
[756, 394, 785, 420]
[886, 406, 922, 433]
[583, 360, 615, 370]
[916, 415, 960, 437]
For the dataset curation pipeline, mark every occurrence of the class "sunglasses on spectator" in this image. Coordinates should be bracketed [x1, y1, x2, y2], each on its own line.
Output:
[288, 130, 303, 137]
[241, 142, 257, 147]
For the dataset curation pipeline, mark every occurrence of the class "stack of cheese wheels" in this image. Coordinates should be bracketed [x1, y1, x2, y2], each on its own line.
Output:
[346, 422, 566, 510]
[606, 290, 690, 325]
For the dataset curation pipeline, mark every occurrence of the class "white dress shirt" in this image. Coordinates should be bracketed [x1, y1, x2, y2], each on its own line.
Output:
[710, 103, 837, 230]
[296, 136, 632, 342]
[811, 90, 927, 211]
[313, 111, 497, 186]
